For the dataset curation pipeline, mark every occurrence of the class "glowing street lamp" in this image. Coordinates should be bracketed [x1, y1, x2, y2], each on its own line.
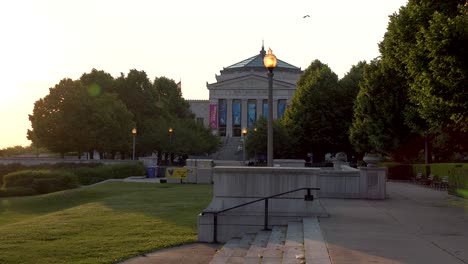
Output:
[132, 128, 137, 160]
[168, 127, 173, 144]
[263, 48, 277, 167]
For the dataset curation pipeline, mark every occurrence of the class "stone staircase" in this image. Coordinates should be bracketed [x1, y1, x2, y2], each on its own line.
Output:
[209, 217, 331, 264]
[214, 136, 242, 161]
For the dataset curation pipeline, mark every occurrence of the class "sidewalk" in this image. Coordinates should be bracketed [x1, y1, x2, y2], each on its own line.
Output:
[120, 181, 467, 264]
[319, 181, 468, 264]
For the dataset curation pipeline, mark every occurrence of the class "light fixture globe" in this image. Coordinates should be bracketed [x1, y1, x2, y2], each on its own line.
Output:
[132, 128, 137, 135]
[263, 48, 277, 70]
[168, 128, 173, 133]
[242, 128, 247, 135]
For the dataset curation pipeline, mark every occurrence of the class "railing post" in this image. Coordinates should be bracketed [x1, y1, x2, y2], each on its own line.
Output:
[263, 198, 271, 230]
[213, 213, 218, 243]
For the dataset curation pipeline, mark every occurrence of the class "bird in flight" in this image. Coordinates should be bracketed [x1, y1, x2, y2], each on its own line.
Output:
[303, 15, 310, 18]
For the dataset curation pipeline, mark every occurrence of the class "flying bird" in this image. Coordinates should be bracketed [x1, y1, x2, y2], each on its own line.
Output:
[303, 15, 310, 18]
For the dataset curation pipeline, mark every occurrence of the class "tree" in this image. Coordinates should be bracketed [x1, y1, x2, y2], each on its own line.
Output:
[153, 77, 193, 119]
[88, 93, 135, 158]
[28, 79, 89, 156]
[80, 68, 116, 96]
[337, 61, 367, 157]
[28, 76, 135, 158]
[245, 117, 296, 160]
[282, 60, 343, 161]
[379, 0, 467, 149]
[349, 60, 421, 161]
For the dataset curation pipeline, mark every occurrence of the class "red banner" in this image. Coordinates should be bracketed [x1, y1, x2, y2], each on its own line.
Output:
[209, 104, 218, 129]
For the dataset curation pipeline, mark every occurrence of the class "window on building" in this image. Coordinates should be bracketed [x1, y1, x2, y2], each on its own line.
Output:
[196, 117, 204, 126]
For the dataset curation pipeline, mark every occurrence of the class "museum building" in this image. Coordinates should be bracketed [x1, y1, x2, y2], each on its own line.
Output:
[189, 45, 303, 138]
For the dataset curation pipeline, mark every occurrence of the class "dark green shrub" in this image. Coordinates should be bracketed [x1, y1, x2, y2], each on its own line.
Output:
[0, 163, 102, 186]
[1, 170, 78, 196]
[412, 164, 431, 177]
[387, 165, 414, 180]
[0, 163, 27, 186]
[74, 162, 145, 185]
[448, 167, 468, 198]
[0, 187, 37, 197]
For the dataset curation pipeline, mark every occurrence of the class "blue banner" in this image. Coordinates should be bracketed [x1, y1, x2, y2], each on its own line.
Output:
[263, 99, 268, 120]
[278, 99, 286, 119]
[232, 100, 241, 126]
[248, 100, 256, 127]
[218, 99, 226, 126]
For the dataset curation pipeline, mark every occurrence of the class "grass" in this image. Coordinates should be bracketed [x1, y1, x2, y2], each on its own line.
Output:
[0, 182, 213, 264]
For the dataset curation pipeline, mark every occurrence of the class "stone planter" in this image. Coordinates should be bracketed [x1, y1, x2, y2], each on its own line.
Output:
[363, 153, 381, 167]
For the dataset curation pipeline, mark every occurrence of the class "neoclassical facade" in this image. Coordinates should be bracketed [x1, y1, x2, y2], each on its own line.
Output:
[189, 46, 302, 137]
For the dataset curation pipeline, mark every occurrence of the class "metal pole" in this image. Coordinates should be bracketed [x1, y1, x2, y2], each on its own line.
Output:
[243, 133, 246, 165]
[267, 70, 274, 167]
[263, 198, 270, 230]
[132, 134, 136, 160]
[213, 214, 218, 243]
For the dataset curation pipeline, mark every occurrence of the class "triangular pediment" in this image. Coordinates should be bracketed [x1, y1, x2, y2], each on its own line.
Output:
[208, 74, 295, 90]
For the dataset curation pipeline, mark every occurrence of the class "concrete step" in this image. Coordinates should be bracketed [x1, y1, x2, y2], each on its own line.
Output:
[282, 222, 305, 264]
[209, 238, 241, 264]
[303, 217, 331, 264]
[244, 230, 271, 263]
[209, 217, 331, 264]
[262, 225, 287, 263]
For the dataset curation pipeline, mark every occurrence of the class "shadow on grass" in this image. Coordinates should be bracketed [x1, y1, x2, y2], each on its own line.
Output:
[0, 182, 213, 229]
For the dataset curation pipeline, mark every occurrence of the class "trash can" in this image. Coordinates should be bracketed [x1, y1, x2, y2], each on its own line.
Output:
[146, 166, 156, 178]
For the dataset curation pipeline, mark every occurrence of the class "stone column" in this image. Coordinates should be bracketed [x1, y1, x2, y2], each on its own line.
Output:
[226, 99, 232, 137]
[241, 99, 248, 130]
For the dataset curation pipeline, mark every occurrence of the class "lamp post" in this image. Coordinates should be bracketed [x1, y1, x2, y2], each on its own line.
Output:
[168, 127, 173, 165]
[263, 48, 277, 167]
[132, 128, 137, 160]
[242, 128, 247, 165]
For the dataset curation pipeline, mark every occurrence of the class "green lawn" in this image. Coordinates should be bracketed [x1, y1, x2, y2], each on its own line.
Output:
[0, 182, 213, 264]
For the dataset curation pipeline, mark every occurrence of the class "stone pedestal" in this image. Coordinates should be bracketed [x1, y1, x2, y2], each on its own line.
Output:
[359, 166, 387, 199]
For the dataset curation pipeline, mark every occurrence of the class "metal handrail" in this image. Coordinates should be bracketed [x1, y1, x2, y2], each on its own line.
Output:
[202, 187, 320, 243]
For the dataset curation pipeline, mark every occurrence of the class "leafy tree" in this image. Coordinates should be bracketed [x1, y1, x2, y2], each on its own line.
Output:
[28, 79, 88, 156]
[28, 76, 135, 158]
[245, 117, 296, 160]
[153, 77, 193, 119]
[80, 68, 116, 96]
[336, 61, 367, 158]
[88, 93, 135, 159]
[282, 60, 343, 161]
[379, 0, 467, 143]
[349, 60, 421, 161]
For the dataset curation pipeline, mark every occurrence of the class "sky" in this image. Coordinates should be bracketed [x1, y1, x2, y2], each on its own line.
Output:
[0, 0, 408, 149]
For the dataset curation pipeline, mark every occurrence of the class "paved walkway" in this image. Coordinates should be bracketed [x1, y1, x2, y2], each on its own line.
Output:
[120, 181, 467, 263]
[320, 182, 468, 264]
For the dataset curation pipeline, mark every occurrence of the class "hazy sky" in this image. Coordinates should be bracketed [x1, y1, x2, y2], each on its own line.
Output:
[0, 0, 407, 149]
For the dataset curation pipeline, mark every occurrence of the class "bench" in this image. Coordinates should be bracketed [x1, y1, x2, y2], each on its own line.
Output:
[413, 172, 423, 184]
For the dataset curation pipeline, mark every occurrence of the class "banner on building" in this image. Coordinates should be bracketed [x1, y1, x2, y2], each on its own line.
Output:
[219, 99, 227, 127]
[248, 100, 256, 128]
[209, 104, 218, 129]
[233, 100, 241, 126]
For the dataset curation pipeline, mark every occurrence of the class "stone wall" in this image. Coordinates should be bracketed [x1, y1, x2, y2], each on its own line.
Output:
[198, 165, 387, 242]
[0, 157, 137, 166]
